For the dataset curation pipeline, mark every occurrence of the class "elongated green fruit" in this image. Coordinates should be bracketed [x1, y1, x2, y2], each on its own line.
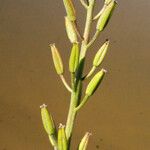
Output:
[65, 16, 78, 43]
[69, 43, 79, 73]
[86, 69, 106, 96]
[40, 104, 56, 135]
[58, 124, 68, 150]
[63, 0, 76, 21]
[78, 132, 91, 150]
[58, 125, 63, 150]
[96, 0, 117, 31]
[93, 40, 109, 67]
[50, 44, 64, 75]
[61, 125, 68, 150]
[58, 127, 62, 149]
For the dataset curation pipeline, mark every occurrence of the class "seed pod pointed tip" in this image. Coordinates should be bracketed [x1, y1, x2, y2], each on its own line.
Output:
[49, 43, 55, 49]
[105, 0, 118, 5]
[105, 38, 110, 42]
[115, 0, 118, 5]
[78, 132, 91, 150]
[87, 132, 92, 136]
[102, 68, 107, 73]
[86, 132, 92, 137]
[105, 40, 110, 46]
[40, 104, 47, 109]
[59, 123, 65, 128]
[49, 43, 55, 46]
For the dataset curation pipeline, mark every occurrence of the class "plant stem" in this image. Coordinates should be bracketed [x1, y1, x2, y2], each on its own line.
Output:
[75, 94, 89, 111]
[85, 66, 96, 79]
[65, 0, 95, 148]
[48, 135, 58, 150]
[71, 73, 75, 90]
[93, 5, 106, 20]
[80, 0, 95, 62]
[65, 92, 77, 139]
[83, 0, 95, 43]
[80, 0, 88, 9]
[87, 30, 100, 48]
[60, 75, 72, 93]
[73, 21, 84, 40]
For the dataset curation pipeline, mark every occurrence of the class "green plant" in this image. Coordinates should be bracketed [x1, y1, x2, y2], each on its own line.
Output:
[40, 0, 117, 149]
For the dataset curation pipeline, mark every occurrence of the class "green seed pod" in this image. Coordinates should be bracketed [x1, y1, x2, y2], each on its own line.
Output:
[61, 125, 68, 150]
[63, 0, 76, 21]
[69, 43, 79, 73]
[40, 104, 55, 135]
[50, 44, 64, 75]
[85, 69, 106, 96]
[65, 17, 78, 43]
[78, 132, 91, 150]
[58, 127, 63, 150]
[58, 124, 68, 150]
[96, 0, 117, 31]
[93, 40, 109, 67]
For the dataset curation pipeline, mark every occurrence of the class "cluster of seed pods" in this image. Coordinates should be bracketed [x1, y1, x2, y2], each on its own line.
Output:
[40, 0, 117, 149]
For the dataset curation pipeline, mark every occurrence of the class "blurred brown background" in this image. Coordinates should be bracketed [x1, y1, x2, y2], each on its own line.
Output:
[0, 0, 150, 149]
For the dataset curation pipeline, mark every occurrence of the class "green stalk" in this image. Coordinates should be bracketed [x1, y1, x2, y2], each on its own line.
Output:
[85, 66, 96, 79]
[65, 89, 80, 143]
[48, 135, 58, 150]
[41, 0, 117, 149]
[65, 0, 95, 148]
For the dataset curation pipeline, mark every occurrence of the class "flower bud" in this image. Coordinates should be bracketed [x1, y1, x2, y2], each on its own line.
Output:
[65, 17, 78, 43]
[63, 0, 76, 21]
[93, 40, 109, 67]
[85, 69, 106, 96]
[69, 43, 79, 73]
[78, 132, 91, 150]
[40, 104, 56, 135]
[50, 44, 64, 75]
[96, 0, 117, 31]
[58, 124, 68, 150]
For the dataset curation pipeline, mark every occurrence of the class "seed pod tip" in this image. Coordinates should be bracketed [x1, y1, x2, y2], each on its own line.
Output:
[102, 68, 107, 73]
[40, 104, 47, 109]
[59, 123, 65, 128]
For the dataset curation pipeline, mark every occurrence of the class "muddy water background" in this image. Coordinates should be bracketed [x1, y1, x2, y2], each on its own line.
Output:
[0, 0, 150, 149]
